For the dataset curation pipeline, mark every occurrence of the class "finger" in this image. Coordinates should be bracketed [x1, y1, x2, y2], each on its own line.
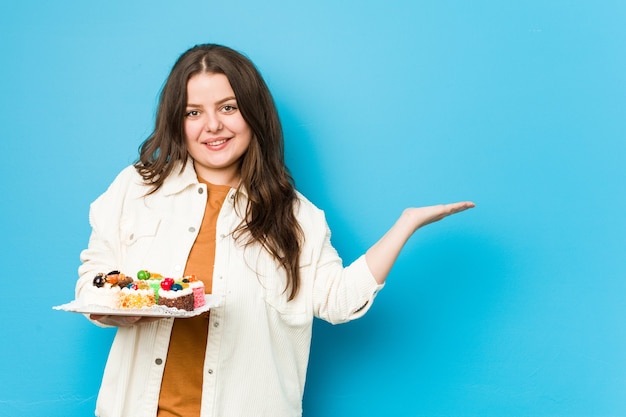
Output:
[116, 316, 143, 325]
[429, 202, 474, 223]
[139, 316, 163, 324]
[90, 315, 143, 327]
[447, 201, 475, 214]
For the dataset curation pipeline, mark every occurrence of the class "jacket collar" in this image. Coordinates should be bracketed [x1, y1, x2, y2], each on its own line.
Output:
[159, 158, 249, 199]
[160, 159, 199, 196]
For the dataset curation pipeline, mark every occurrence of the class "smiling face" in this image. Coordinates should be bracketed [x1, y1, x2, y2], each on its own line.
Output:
[184, 72, 253, 186]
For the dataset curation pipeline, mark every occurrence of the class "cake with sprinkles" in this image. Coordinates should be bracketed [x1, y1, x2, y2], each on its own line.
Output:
[137, 269, 164, 302]
[118, 281, 156, 309]
[157, 278, 195, 311]
[79, 270, 205, 312]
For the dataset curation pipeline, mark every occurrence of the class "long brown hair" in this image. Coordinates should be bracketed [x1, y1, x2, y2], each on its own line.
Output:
[135, 44, 303, 300]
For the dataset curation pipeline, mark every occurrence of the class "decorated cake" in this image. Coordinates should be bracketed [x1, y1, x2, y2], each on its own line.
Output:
[185, 275, 206, 309]
[118, 281, 156, 309]
[79, 269, 206, 312]
[81, 271, 132, 308]
[157, 278, 195, 311]
[137, 269, 164, 302]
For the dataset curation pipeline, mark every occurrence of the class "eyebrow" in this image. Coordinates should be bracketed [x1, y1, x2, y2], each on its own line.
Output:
[186, 96, 237, 107]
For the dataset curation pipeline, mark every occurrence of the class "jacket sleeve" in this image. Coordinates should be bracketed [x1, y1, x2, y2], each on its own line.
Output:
[76, 166, 136, 303]
[307, 207, 384, 324]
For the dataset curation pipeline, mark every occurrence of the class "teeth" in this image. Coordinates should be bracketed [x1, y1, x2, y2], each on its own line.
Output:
[206, 139, 227, 146]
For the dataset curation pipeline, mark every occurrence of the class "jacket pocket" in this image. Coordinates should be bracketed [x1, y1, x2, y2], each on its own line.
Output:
[261, 247, 313, 326]
[121, 216, 161, 246]
[119, 215, 162, 268]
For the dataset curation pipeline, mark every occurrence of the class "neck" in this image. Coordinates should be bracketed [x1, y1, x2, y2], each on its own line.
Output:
[192, 162, 240, 188]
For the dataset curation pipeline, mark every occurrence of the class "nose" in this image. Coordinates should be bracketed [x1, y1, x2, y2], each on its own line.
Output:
[204, 112, 223, 132]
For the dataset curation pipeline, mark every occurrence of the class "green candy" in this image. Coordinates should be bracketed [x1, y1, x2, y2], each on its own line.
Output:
[137, 269, 150, 280]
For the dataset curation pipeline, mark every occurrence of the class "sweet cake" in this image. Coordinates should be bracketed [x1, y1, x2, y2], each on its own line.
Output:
[79, 270, 205, 312]
[81, 271, 132, 308]
[185, 275, 206, 309]
[82, 273, 121, 308]
[118, 281, 156, 309]
[157, 278, 195, 311]
[137, 269, 164, 302]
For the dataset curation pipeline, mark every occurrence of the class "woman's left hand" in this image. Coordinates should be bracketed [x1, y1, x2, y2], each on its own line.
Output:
[401, 201, 476, 231]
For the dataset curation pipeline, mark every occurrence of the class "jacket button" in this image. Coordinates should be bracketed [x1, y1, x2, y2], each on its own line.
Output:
[189, 227, 196, 233]
[155, 358, 163, 365]
[198, 187, 204, 194]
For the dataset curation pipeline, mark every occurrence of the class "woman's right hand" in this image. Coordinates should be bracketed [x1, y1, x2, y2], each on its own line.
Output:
[89, 314, 161, 327]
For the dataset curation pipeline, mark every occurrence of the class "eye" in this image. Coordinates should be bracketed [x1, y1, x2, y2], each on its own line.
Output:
[221, 104, 238, 113]
[185, 109, 200, 118]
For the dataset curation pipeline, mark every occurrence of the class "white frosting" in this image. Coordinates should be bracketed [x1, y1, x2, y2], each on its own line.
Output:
[188, 281, 204, 290]
[158, 287, 193, 299]
[121, 287, 154, 296]
[81, 285, 121, 309]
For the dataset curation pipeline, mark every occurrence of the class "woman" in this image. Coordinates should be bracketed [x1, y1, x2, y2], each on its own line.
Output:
[77, 43, 474, 417]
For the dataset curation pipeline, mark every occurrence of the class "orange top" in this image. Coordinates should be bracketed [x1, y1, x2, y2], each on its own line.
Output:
[157, 180, 231, 417]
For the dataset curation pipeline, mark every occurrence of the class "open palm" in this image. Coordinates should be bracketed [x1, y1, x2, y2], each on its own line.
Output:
[403, 201, 476, 231]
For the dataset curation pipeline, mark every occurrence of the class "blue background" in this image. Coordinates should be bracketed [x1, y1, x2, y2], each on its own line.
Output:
[1, 0, 625, 416]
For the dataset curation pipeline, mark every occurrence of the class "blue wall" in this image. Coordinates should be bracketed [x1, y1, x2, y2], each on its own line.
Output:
[2, 1, 625, 416]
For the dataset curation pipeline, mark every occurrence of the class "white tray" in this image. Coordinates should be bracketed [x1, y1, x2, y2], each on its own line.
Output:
[53, 294, 222, 318]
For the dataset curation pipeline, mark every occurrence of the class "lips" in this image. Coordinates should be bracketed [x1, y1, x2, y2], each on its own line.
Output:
[203, 137, 230, 147]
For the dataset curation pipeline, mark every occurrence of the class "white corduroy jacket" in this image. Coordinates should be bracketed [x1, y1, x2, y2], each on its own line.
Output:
[77, 161, 383, 417]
